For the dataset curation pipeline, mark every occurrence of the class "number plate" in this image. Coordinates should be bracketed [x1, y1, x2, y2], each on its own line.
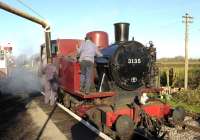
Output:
[128, 58, 141, 64]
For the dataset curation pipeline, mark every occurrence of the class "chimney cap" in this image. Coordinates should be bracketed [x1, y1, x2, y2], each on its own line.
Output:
[114, 22, 130, 25]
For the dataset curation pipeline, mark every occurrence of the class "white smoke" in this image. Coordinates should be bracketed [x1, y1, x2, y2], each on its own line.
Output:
[0, 54, 42, 95]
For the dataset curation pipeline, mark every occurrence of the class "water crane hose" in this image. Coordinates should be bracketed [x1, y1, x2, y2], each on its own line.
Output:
[0, 1, 52, 63]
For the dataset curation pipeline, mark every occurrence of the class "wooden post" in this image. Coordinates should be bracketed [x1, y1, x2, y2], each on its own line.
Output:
[182, 13, 193, 90]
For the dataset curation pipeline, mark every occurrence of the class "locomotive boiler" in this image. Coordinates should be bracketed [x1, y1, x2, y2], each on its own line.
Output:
[40, 22, 172, 139]
[94, 23, 156, 92]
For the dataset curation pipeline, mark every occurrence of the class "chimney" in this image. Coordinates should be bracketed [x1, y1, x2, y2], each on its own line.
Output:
[114, 22, 130, 42]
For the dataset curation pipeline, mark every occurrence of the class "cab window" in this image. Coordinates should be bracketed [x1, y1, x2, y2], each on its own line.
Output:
[51, 43, 58, 55]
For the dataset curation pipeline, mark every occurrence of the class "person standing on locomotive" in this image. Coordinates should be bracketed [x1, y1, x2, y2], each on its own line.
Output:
[42, 58, 58, 105]
[77, 36, 103, 94]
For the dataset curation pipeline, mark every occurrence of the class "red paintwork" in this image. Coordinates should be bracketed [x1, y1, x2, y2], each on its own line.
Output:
[59, 54, 116, 98]
[105, 108, 134, 127]
[56, 39, 116, 98]
[55, 39, 81, 93]
[86, 31, 109, 49]
[73, 102, 171, 128]
[56, 39, 82, 56]
[59, 59, 80, 92]
[142, 104, 171, 118]
[105, 104, 171, 127]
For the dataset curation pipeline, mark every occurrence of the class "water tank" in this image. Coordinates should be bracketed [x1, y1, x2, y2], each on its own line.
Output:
[86, 31, 109, 49]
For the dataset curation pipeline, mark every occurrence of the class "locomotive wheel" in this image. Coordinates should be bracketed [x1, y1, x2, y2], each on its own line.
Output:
[115, 115, 135, 138]
[92, 109, 102, 131]
[87, 108, 103, 131]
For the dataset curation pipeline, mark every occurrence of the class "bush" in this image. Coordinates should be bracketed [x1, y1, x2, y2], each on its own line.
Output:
[173, 90, 200, 105]
[170, 89, 200, 113]
[188, 68, 200, 89]
[161, 68, 200, 89]
[160, 71, 167, 86]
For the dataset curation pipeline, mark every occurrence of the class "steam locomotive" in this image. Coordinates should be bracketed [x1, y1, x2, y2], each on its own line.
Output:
[41, 23, 172, 139]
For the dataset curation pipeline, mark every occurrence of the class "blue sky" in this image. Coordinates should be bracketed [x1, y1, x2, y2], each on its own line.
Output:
[0, 0, 200, 58]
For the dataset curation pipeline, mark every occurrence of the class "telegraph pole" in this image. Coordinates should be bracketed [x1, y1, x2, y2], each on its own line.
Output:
[182, 13, 193, 90]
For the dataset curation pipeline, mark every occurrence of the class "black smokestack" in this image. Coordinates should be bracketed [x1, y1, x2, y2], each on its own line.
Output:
[114, 22, 130, 42]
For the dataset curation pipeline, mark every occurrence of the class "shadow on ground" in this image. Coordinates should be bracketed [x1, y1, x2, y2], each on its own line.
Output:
[71, 121, 100, 140]
[0, 92, 41, 140]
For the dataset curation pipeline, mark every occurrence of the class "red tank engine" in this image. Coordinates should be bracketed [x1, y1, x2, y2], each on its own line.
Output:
[41, 23, 172, 139]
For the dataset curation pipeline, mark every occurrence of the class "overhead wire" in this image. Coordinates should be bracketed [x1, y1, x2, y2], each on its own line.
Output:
[15, 0, 45, 20]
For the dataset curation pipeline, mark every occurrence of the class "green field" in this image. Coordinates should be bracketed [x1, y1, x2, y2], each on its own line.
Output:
[157, 57, 200, 113]
[157, 58, 200, 88]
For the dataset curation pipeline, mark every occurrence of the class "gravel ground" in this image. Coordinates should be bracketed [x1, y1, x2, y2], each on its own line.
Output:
[161, 117, 200, 140]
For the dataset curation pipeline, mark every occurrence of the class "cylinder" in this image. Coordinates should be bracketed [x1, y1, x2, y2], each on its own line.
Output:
[114, 22, 130, 42]
[86, 31, 109, 49]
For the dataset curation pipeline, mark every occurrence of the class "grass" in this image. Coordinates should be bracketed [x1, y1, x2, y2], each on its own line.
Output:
[166, 99, 200, 113]
[160, 89, 200, 114]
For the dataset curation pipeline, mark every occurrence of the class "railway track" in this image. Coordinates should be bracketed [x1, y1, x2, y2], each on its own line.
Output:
[175, 121, 200, 133]
[162, 113, 200, 140]
[179, 112, 200, 133]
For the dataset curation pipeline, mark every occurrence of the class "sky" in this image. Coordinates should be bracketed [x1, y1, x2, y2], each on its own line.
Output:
[0, 0, 200, 58]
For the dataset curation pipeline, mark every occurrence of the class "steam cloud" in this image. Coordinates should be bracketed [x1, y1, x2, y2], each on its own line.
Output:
[0, 54, 42, 95]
